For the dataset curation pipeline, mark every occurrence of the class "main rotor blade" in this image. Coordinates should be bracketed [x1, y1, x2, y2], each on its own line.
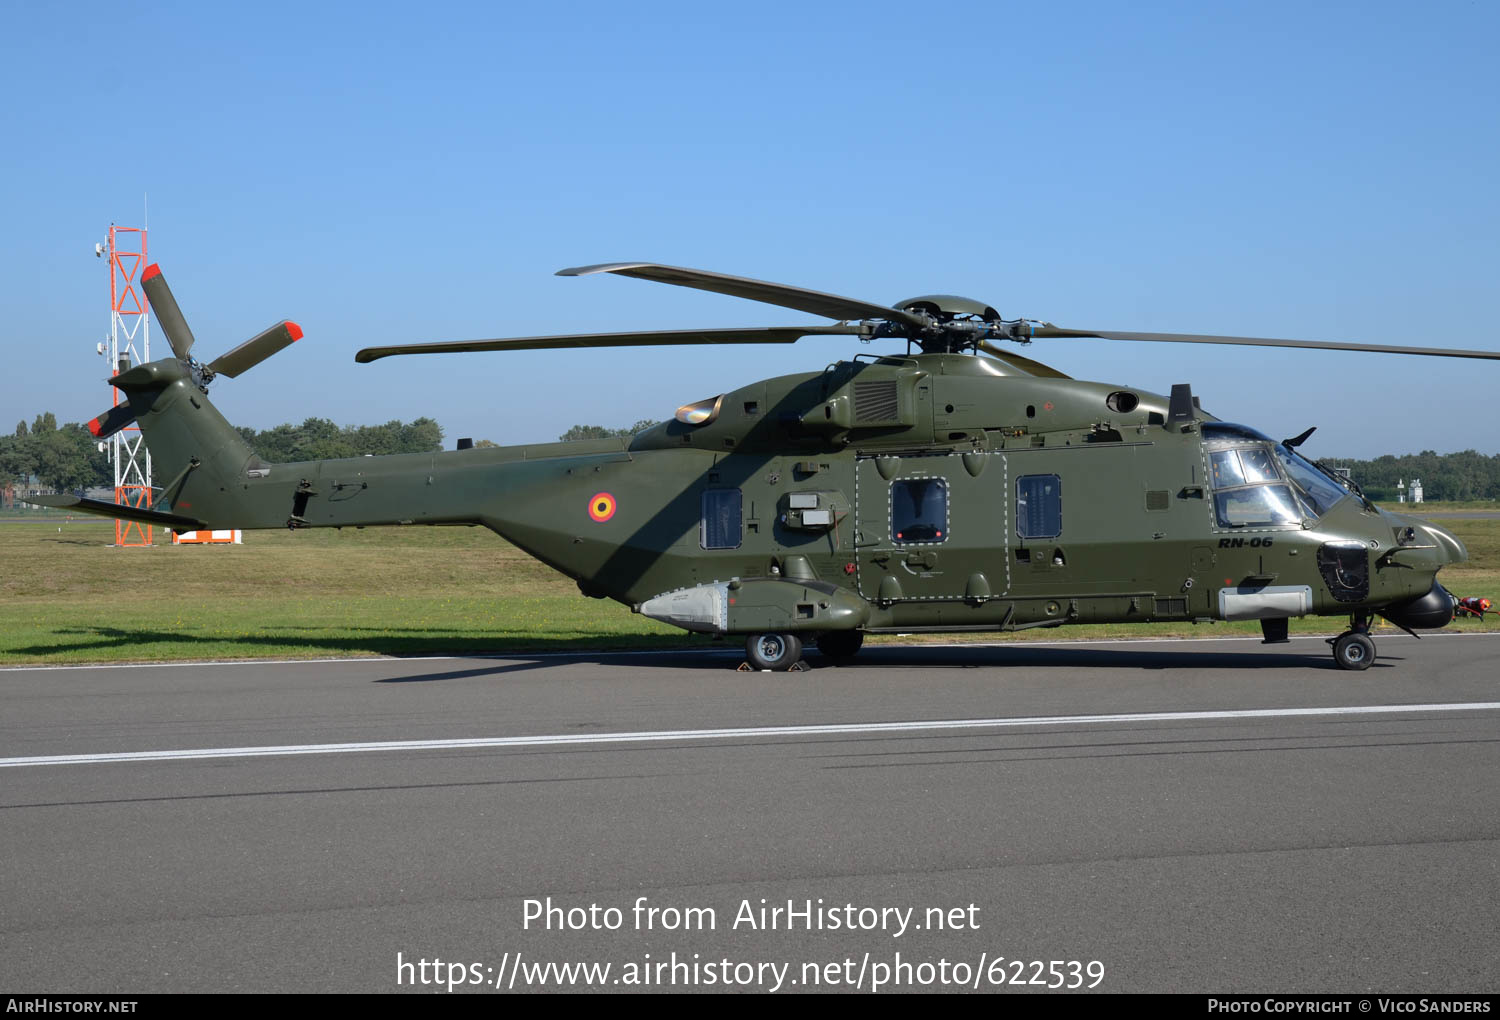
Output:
[206, 321, 304, 378]
[1030, 326, 1500, 361]
[140, 264, 198, 360]
[354, 325, 862, 364]
[558, 262, 930, 330]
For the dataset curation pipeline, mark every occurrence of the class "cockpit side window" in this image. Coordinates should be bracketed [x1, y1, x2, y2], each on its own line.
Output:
[1209, 450, 1245, 488]
[1208, 442, 1303, 527]
[1237, 448, 1278, 483]
[1210, 448, 1277, 487]
[1214, 484, 1302, 528]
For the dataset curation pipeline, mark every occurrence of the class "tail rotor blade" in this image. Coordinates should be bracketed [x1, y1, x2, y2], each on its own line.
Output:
[206, 321, 303, 378]
[86, 401, 137, 440]
[140, 264, 199, 360]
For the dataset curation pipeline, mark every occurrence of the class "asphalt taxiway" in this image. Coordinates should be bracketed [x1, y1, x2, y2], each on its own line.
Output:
[2, 634, 1498, 993]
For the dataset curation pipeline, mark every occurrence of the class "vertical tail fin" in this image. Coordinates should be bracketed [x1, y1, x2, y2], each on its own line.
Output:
[112, 359, 260, 525]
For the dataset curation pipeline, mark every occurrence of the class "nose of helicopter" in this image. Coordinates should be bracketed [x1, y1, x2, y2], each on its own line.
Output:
[1424, 519, 1469, 566]
[1381, 509, 1468, 566]
[1411, 518, 1469, 567]
[1375, 514, 1468, 630]
[1380, 510, 1464, 582]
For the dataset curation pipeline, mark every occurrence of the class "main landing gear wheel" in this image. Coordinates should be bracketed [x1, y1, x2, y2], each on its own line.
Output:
[746, 632, 803, 671]
[1332, 631, 1376, 671]
[816, 631, 865, 661]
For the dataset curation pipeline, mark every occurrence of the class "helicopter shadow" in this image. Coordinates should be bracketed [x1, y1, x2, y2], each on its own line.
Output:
[8, 628, 1399, 678]
[371, 649, 744, 683]
[371, 641, 1402, 683]
[2, 626, 703, 664]
[842, 643, 1401, 673]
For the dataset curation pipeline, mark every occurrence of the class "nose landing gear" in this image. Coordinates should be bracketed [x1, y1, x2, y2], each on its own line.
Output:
[1329, 612, 1376, 671]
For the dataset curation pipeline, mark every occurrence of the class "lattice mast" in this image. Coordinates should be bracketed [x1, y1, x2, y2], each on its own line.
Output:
[105, 225, 152, 546]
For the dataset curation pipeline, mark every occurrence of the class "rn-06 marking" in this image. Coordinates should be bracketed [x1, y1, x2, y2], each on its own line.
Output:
[1219, 537, 1274, 548]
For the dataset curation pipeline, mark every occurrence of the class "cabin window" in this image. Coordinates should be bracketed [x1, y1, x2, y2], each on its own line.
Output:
[700, 489, 743, 550]
[891, 478, 948, 544]
[1016, 474, 1062, 539]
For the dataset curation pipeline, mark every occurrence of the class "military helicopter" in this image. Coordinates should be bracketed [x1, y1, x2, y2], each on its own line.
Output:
[34, 261, 1500, 671]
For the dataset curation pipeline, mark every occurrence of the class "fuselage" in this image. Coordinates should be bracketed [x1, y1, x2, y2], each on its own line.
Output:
[122, 351, 1464, 638]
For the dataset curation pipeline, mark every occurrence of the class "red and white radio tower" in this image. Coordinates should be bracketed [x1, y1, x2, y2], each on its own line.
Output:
[103, 225, 153, 546]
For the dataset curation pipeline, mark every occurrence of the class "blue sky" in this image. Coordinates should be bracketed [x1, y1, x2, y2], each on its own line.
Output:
[3, 0, 1497, 459]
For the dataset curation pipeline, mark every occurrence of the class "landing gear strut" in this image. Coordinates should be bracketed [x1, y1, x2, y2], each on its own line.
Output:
[1330, 612, 1376, 671]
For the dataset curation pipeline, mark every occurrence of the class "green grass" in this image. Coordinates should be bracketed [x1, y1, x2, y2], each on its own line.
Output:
[1, 518, 1496, 665]
[0, 522, 686, 664]
[1375, 500, 1499, 513]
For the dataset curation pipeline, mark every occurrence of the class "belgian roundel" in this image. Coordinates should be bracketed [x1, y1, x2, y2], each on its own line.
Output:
[588, 492, 617, 523]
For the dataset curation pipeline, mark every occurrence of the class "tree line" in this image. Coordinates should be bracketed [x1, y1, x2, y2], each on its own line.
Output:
[1322, 450, 1500, 502]
[234, 417, 445, 463]
[1, 414, 111, 494]
[557, 420, 660, 442]
[1, 414, 444, 495]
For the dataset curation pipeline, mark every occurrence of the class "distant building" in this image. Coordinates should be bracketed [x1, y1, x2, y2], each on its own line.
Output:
[1410, 478, 1424, 504]
[3, 475, 57, 510]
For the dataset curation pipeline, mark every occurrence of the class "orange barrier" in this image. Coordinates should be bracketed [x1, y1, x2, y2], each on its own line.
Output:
[170, 530, 242, 545]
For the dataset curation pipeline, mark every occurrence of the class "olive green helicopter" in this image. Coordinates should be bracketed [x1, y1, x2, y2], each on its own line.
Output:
[34, 262, 1500, 671]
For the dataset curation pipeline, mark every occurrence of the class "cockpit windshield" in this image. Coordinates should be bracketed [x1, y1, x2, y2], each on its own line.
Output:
[1206, 438, 1350, 527]
[1273, 444, 1352, 517]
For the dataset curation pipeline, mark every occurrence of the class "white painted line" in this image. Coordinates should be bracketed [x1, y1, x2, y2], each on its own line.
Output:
[4, 702, 1498, 769]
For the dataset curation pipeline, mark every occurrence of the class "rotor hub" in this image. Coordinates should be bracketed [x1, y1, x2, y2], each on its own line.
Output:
[894, 295, 1002, 322]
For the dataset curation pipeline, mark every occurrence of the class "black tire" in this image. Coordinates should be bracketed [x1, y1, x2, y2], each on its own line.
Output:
[1332, 631, 1376, 671]
[745, 632, 803, 671]
[816, 631, 865, 661]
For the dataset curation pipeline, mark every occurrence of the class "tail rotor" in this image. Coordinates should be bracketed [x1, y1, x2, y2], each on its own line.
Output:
[92, 263, 304, 431]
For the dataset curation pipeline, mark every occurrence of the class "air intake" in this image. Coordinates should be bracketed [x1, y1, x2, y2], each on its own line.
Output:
[854, 380, 900, 424]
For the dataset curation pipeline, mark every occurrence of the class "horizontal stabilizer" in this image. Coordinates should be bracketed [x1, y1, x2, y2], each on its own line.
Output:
[24, 494, 206, 530]
[87, 401, 137, 440]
